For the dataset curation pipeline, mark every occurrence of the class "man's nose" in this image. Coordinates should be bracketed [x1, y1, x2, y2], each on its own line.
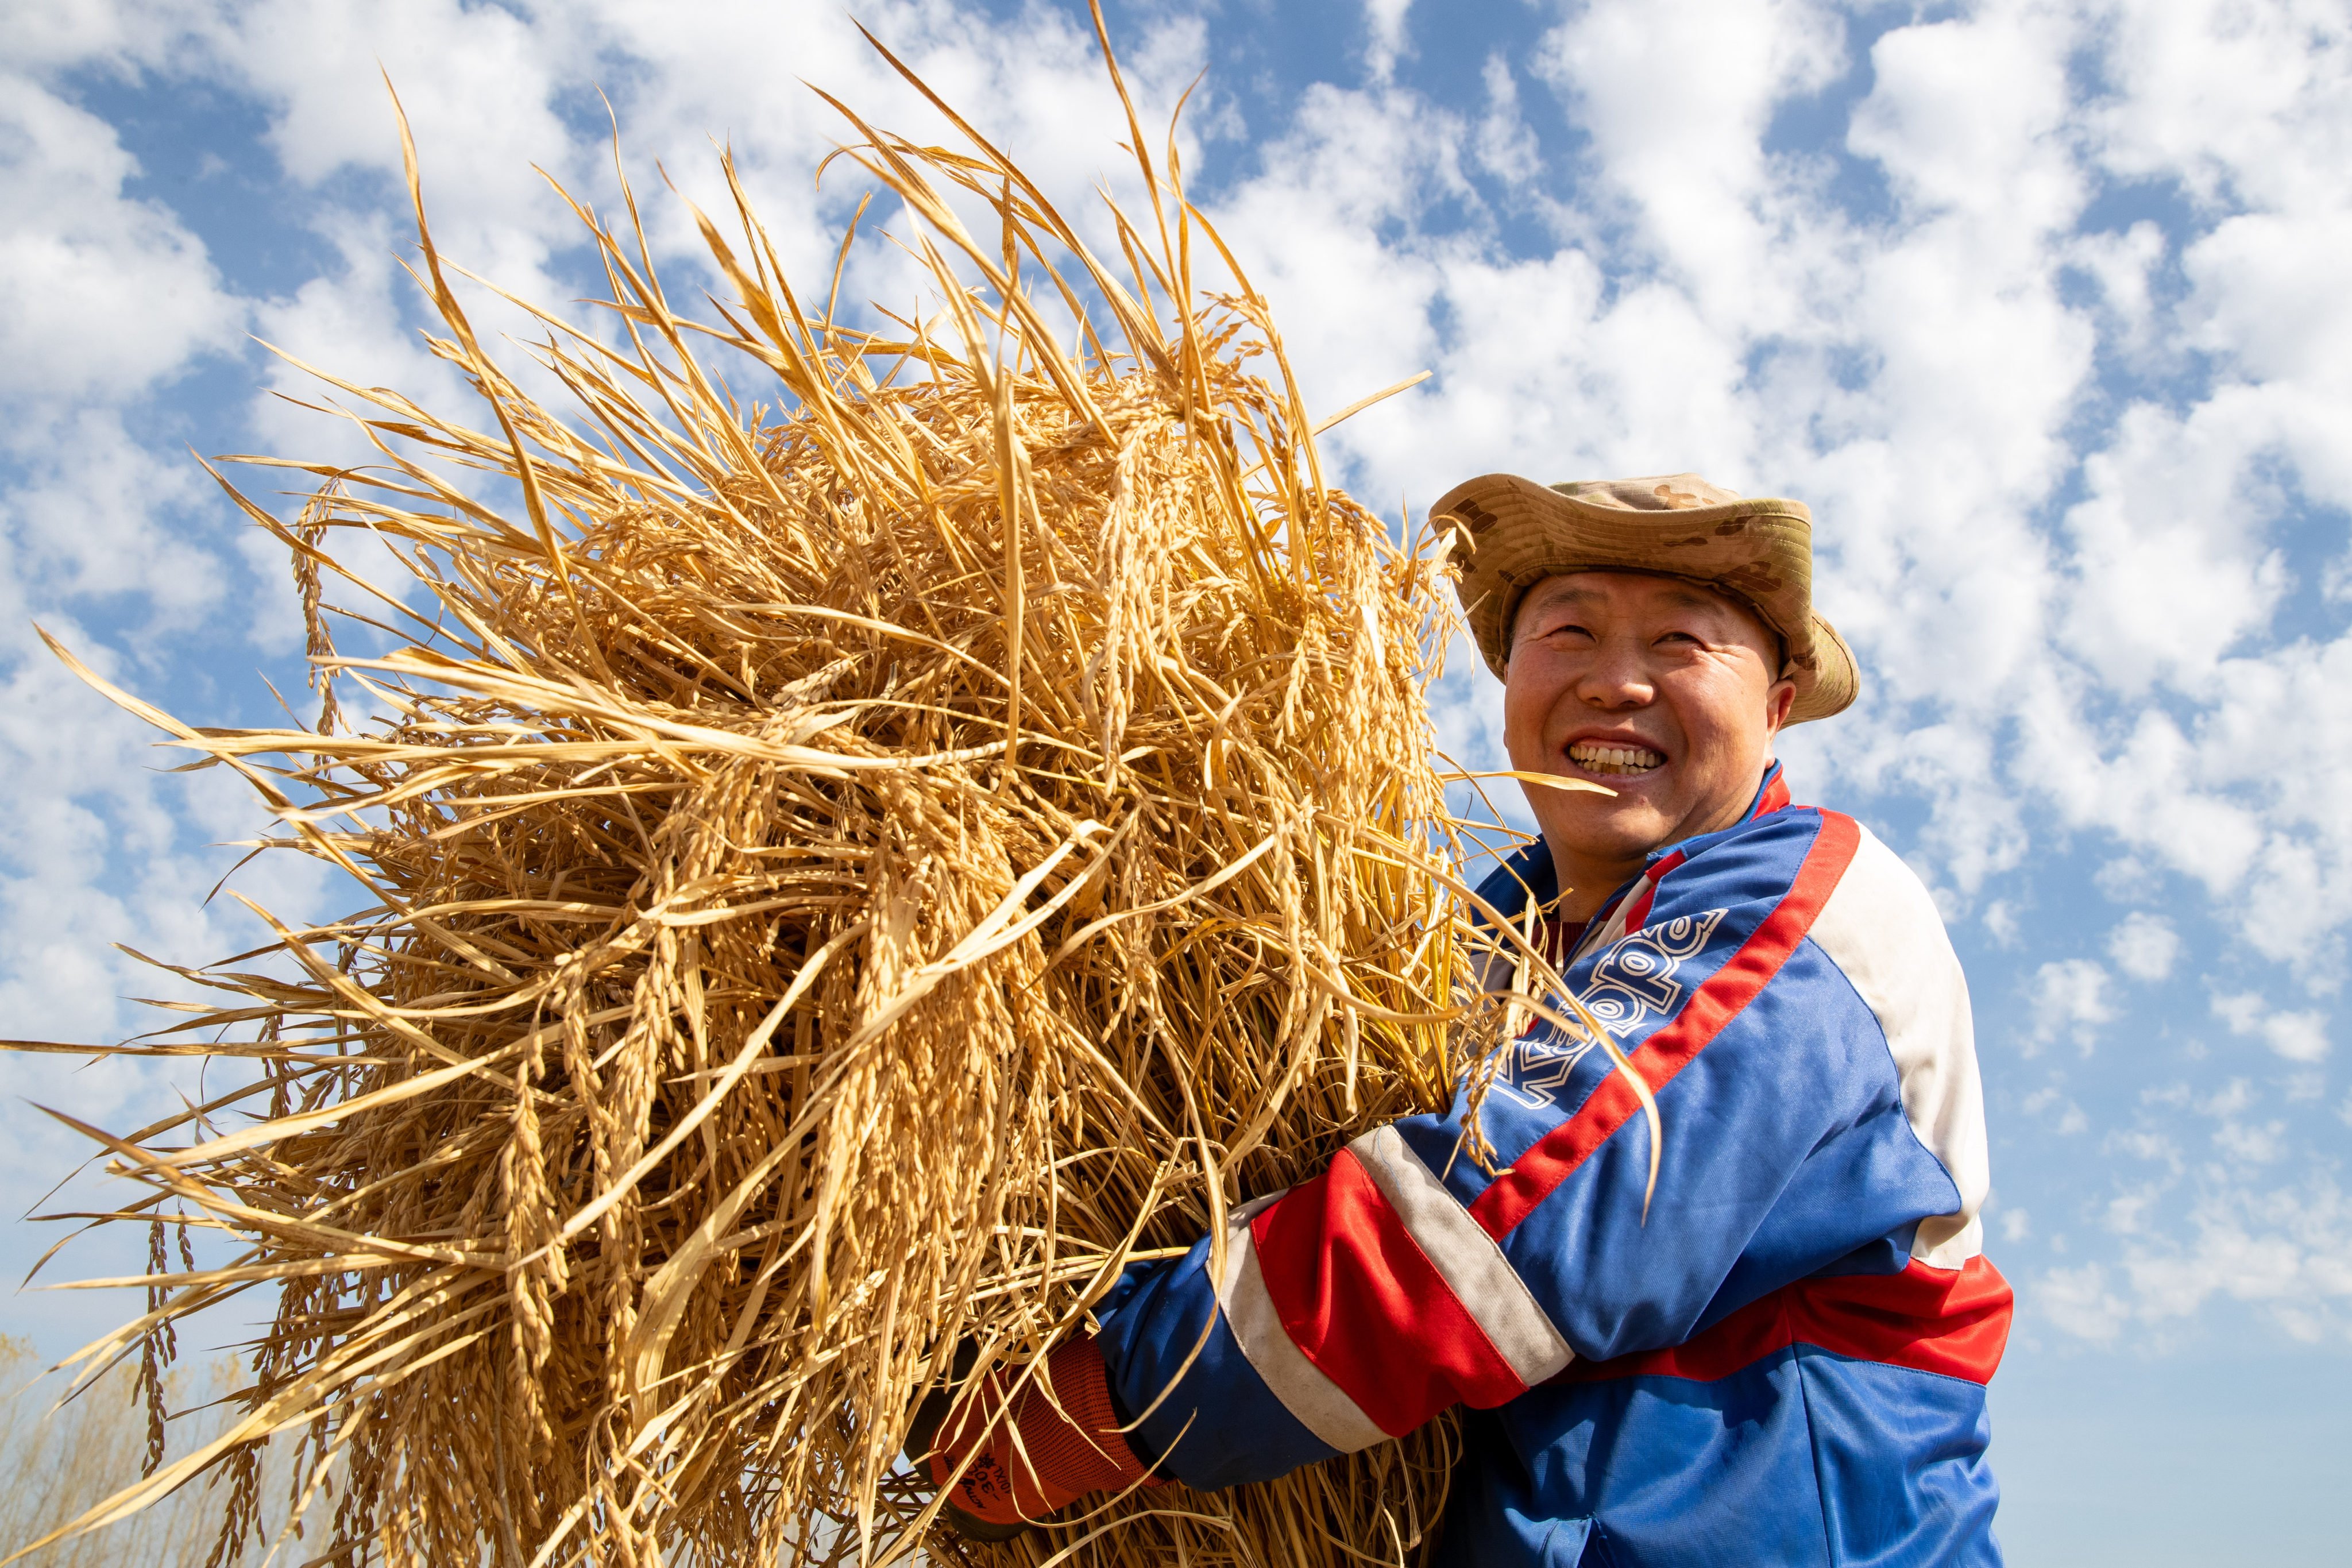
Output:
[1575, 638, 1654, 708]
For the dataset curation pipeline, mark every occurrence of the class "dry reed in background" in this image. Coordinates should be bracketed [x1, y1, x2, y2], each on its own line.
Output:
[0, 1340, 293, 1568]
[7, 14, 1613, 1567]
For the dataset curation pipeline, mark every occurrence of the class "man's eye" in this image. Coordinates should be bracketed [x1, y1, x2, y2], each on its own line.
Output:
[1655, 631, 1699, 646]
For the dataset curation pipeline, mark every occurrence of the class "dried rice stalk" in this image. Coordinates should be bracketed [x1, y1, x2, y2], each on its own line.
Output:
[8, 17, 1610, 1568]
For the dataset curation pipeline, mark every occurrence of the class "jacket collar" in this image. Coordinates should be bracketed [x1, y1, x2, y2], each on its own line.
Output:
[1580, 759, 1795, 932]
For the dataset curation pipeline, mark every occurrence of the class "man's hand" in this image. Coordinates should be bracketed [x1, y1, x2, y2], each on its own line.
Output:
[905, 1336, 1159, 1539]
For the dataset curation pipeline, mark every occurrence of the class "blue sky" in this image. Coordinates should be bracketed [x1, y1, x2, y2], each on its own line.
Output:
[3, 1, 2349, 1561]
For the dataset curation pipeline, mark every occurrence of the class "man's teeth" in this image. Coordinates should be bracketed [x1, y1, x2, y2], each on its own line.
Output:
[1567, 741, 1665, 775]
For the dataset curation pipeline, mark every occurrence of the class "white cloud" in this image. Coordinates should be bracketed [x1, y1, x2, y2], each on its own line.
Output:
[1362, 0, 1415, 84]
[2262, 1011, 2330, 1063]
[2091, 0, 2352, 216]
[2211, 991, 2332, 1063]
[235, 0, 570, 200]
[2106, 1128, 2179, 1171]
[2201, 1077, 2254, 1118]
[0, 72, 244, 415]
[2119, 1178, 2352, 1343]
[1534, 0, 1843, 304]
[2103, 1179, 2165, 1238]
[2033, 1165, 2352, 1347]
[1473, 54, 1539, 186]
[0, 411, 226, 630]
[2022, 1083, 2089, 1134]
[2039, 1261, 2129, 1343]
[2212, 1118, 2287, 1164]
[1983, 0, 2352, 980]
[2061, 219, 2165, 354]
[2106, 910, 2180, 981]
[2027, 957, 2114, 1053]
[2057, 400, 2292, 700]
[1847, 7, 2079, 233]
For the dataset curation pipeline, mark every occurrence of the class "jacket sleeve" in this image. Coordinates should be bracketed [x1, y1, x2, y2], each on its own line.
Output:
[1092, 807, 1987, 1490]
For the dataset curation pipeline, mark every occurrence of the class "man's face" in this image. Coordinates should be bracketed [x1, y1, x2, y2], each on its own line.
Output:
[1502, 570, 1797, 886]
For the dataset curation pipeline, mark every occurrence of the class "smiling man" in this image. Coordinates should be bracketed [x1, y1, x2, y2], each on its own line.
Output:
[917, 474, 2011, 1566]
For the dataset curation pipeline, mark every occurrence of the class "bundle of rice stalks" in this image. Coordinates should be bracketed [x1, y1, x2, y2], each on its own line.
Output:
[10, 18, 1580, 1568]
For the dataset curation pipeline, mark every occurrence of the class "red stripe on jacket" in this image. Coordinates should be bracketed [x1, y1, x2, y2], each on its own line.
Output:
[1552, 1256, 2013, 1386]
[1469, 811, 1863, 1241]
[1251, 1146, 1525, 1433]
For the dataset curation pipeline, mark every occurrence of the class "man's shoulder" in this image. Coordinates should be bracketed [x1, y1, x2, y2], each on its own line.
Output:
[1802, 822, 1972, 1033]
[1808, 822, 1953, 944]
[1665, 808, 1957, 959]
[1644, 801, 1847, 916]
[1642, 810, 1963, 1006]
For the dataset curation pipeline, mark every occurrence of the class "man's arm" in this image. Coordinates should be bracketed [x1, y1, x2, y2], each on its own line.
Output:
[927, 806, 1987, 1517]
[1093, 806, 1981, 1490]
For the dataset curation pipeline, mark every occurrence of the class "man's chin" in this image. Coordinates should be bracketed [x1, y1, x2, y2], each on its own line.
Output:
[1535, 799, 1677, 863]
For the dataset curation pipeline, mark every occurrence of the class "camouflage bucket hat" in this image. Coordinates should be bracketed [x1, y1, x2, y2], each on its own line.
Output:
[1431, 471, 1859, 724]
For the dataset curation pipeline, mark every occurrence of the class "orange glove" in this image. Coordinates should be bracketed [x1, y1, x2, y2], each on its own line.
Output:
[912, 1337, 1161, 1538]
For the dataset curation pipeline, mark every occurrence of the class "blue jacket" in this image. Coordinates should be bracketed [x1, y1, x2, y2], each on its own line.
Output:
[1095, 766, 2009, 1565]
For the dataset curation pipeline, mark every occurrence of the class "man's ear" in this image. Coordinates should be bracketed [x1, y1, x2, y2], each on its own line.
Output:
[1763, 678, 1798, 734]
